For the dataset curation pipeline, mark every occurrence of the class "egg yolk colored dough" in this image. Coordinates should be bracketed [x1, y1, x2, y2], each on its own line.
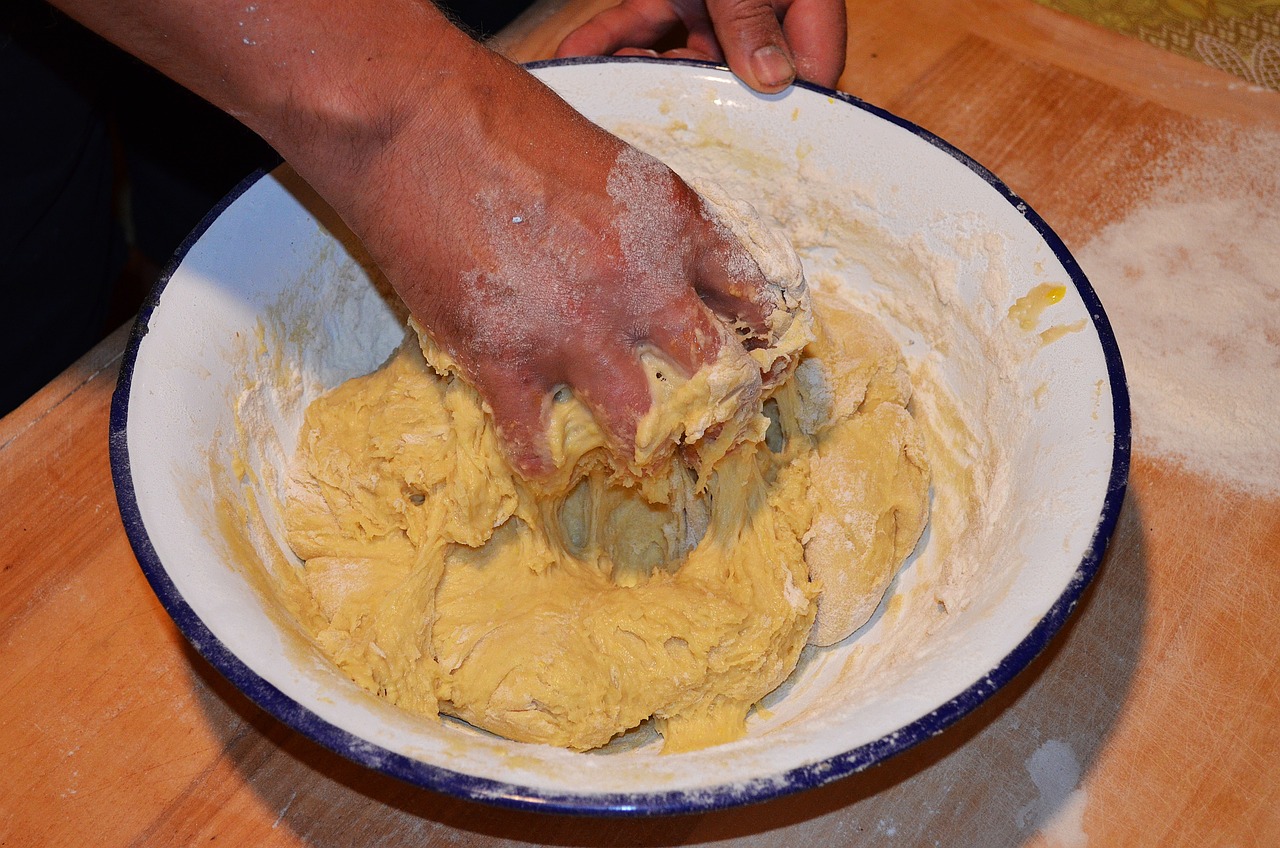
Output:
[280, 283, 929, 753]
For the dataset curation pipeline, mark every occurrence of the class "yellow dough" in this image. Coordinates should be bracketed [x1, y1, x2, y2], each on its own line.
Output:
[281, 196, 929, 753]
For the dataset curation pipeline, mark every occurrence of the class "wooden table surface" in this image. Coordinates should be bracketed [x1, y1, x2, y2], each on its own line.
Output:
[4, 0, 1279, 845]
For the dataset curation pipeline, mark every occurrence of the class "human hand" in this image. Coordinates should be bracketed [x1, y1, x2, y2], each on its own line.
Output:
[555, 0, 847, 93]
[44, 0, 788, 477]
[319, 46, 778, 477]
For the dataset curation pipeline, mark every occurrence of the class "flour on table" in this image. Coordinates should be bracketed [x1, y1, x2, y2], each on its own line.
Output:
[1077, 126, 1280, 495]
[1018, 738, 1088, 847]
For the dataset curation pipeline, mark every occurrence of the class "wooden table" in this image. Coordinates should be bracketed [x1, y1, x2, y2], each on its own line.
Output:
[4, 0, 1278, 844]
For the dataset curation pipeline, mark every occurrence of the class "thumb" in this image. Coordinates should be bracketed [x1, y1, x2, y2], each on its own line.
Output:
[706, 0, 795, 93]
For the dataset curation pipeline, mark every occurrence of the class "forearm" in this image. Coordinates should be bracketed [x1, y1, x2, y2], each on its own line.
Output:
[47, 0, 483, 195]
[46, 0, 608, 315]
[48, 0, 778, 474]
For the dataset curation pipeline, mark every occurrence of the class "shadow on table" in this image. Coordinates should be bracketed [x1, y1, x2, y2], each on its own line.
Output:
[186, 489, 1148, 847]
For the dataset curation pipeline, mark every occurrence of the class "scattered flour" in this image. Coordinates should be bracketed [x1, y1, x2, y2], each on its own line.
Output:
[1018, 738, 1088, 847]
[1077, 127, 1280, 495]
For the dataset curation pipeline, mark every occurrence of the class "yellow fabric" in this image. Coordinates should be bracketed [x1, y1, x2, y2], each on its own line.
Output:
[1035, 0, 1280, 88]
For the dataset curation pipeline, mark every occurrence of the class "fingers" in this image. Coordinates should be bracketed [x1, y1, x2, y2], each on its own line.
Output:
[615, 45, 720, 62]
[780, 0, 846, 89]
[688, 208, 774, 343]
[477, 302, 731, 480]
[558, 0, 846, 93]
[705, 0, 796, 93]
[563, 335, 658, 459]
[694, 244, 772, 344]
[693, 0, 846, 93]
[475, 328, 681, 478]
[642, 288, 727, 376]
[555, 2, 679, 60]
[469, 360, 558, 478]
[680, 5, 725, 61]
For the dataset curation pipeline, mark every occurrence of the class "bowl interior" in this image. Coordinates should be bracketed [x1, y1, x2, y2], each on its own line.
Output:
[113, 59, 1127, 814]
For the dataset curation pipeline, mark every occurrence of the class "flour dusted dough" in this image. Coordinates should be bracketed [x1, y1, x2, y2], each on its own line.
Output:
[798, 296, 931, 646]
[281, 191, 929, 752]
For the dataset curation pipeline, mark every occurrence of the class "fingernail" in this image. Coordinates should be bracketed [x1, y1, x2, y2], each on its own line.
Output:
[751, 46, 795, 90]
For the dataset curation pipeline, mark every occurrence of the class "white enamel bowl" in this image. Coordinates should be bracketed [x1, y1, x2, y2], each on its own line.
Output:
[110, 58, 1129, 815]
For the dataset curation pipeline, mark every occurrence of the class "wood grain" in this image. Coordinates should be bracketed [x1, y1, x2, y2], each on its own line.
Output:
[2, 0, 1279, 845]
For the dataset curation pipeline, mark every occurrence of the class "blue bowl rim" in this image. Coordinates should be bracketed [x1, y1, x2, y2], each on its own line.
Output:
[108, 55, 1131, 817]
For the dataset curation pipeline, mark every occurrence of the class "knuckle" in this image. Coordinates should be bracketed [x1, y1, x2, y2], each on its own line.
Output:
[710, 0, 782, 35]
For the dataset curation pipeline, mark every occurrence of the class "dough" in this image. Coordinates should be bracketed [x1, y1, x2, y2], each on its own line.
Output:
[280, 194, 929, 752]
[796, 296, 932, 646]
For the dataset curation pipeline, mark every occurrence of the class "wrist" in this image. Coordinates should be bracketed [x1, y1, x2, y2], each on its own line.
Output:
[258, 2, 484, 200]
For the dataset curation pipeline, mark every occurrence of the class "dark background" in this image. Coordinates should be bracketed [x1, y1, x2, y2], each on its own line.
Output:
[0, 0, 532, 414]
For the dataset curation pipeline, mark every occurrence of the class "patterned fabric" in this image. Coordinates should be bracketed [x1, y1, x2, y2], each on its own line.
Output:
[1035, 0, 1280, 89]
